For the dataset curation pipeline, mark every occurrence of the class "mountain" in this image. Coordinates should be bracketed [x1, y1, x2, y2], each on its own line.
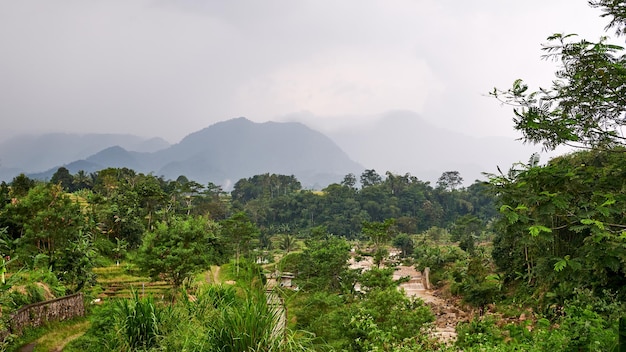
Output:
[0, 133, 170, 175]
[20, 118, 364, 189]
[152, 117, 363, 188]
[324, 110, 554, 184]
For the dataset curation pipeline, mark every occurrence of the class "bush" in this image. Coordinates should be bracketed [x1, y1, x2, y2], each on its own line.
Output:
[114, 292, 165, 351]
[456, 316, 503, 348]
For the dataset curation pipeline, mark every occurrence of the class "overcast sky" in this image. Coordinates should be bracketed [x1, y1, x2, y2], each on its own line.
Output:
[0, 0, 611, 143]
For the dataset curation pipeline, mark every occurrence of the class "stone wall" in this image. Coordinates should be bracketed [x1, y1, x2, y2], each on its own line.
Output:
[423, 267, 431, 290]
[8, 292, 85, 336]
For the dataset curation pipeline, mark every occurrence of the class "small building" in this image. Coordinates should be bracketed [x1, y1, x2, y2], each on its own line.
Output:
[279, 272, 295, 288]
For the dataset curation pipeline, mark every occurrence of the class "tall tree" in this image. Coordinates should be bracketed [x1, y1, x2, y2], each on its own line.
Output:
[72, 170, 93, 191]
[219, 212, 259, 275]
[492, 3, 626, 151]
[362, 218, 396, 267]
[6, 183, 95, 290]
[294, 235, 353, 292]
[10, 174, 35, 198]
[436, 171, 463, 191]
[137, 215, 222, 287]
[341, 173, 357, 190]
[489, 1, 626, 304]
[360, 169, 382, 188]
[50, 167, 74, 191]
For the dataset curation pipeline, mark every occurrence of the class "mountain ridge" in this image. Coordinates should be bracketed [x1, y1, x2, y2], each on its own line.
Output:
[15, 118, 364, 189]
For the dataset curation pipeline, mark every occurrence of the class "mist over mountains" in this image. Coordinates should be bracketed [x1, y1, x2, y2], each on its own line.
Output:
[0, 134, 170, 182]
[0, 113, 551, 189]
[0, 118, 363, 189]
[326, 111, 548, 184]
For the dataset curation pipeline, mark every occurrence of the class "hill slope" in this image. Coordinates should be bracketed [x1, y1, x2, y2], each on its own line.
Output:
[0, 133, 169, 175]
[326, 110, 551, 184]
[19, 118, 363, 189]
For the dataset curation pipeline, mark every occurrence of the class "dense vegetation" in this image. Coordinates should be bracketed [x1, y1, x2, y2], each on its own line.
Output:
[1, 1, 626, 350]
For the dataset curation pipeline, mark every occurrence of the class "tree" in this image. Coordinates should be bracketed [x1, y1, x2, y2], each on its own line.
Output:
[10, 174, 35, 198]
[219, 212, 259, 275]
[133, 174, 166, 230]
[294, 235, 354, 292]
[279, 233, 298, 253]
[56, 229, 97, 292]
[72, 170, 93, 191]
[0, 182, 9, 206]
[137, 215, 221, 287]
[341, 173, 357, 189]
[490, 149, 626, 296]
[393, 233, 414, 258]
[491, 3, 626, 151]
[488, 2, 626, 303]
[3, 183, 95, 290]
[362, 219, 396, 267]
[436, 171, 463, 191]
[50, 167, 74, 191]
[360, 169, 382, 188]
[451, 215, 484, 254]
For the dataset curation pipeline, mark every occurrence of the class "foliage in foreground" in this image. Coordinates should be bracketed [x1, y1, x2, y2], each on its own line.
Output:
[455, 289, 619, 351]
[67, 285, 317, 352]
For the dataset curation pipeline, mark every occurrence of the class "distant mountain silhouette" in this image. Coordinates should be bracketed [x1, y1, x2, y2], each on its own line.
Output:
[324, 110, 552, 184]
[17, 118, 364, 189]
[0, 133, 169, 176]
[86, 146, 143, 170]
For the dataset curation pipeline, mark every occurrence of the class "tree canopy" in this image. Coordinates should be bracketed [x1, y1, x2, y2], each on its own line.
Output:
[137, 215, 223, 287]
[489, 0, 626, 308]
[492, 3, 626, 151]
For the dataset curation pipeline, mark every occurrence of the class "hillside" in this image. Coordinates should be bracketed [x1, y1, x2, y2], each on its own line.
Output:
[0, 133, 169, 176]
[19, 118, 363, 189]
[325, 110, 553, 184]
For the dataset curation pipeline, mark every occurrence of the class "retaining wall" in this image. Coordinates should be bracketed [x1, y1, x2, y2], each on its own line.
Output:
[5, 292, 84, 336]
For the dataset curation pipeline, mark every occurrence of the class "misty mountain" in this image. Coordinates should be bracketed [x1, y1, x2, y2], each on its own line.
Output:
[0, 133, 170, 174]
[22, 118, 364, 189]
[325, 110, 551, 185]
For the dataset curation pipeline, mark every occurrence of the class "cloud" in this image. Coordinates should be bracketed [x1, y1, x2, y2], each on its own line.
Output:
[236, 49, 443, 123]
[0, 0, 611, 143]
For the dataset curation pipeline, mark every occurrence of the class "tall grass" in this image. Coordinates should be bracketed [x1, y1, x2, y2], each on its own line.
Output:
[208, 291, 278, 351]
[206, 288, 317, 352]
[114, 291, 165, 351]
[70, 282, 319, 351]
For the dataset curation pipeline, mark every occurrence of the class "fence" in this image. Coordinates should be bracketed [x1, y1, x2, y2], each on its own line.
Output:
[3, 292, 85, 337]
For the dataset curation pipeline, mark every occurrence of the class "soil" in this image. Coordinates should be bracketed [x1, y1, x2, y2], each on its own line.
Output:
[349, 253, 468, 344]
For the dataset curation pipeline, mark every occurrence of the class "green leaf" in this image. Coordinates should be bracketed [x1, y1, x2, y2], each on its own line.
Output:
[601, 196, 616, 207]
[580, 218, 605, 230]
[528, 225, 552, 237]
[554, 259, 567, 272]
[554, 255, 571, 272]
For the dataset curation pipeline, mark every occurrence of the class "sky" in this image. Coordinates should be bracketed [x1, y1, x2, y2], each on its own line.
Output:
[0, 0, 612, 144]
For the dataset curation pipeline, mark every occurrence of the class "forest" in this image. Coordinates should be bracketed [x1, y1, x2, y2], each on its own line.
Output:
[1, 1, 626, 351]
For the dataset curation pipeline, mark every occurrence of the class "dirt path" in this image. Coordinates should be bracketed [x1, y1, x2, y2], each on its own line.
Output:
[394, 265, 464, 343]
[18, 320, 89, 352]
[52, 332, 85, 352]
[349, 255, 466, 344]
[18, 342, 36, 352]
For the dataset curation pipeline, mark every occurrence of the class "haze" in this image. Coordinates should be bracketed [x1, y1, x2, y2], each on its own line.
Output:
[0, 1, 609, 142]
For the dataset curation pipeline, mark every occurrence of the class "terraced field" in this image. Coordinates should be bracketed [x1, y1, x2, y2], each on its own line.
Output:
[93, 264, 171, 299]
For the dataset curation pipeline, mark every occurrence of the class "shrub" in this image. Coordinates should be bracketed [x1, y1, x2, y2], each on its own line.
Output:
[113, 291, 165, 351]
